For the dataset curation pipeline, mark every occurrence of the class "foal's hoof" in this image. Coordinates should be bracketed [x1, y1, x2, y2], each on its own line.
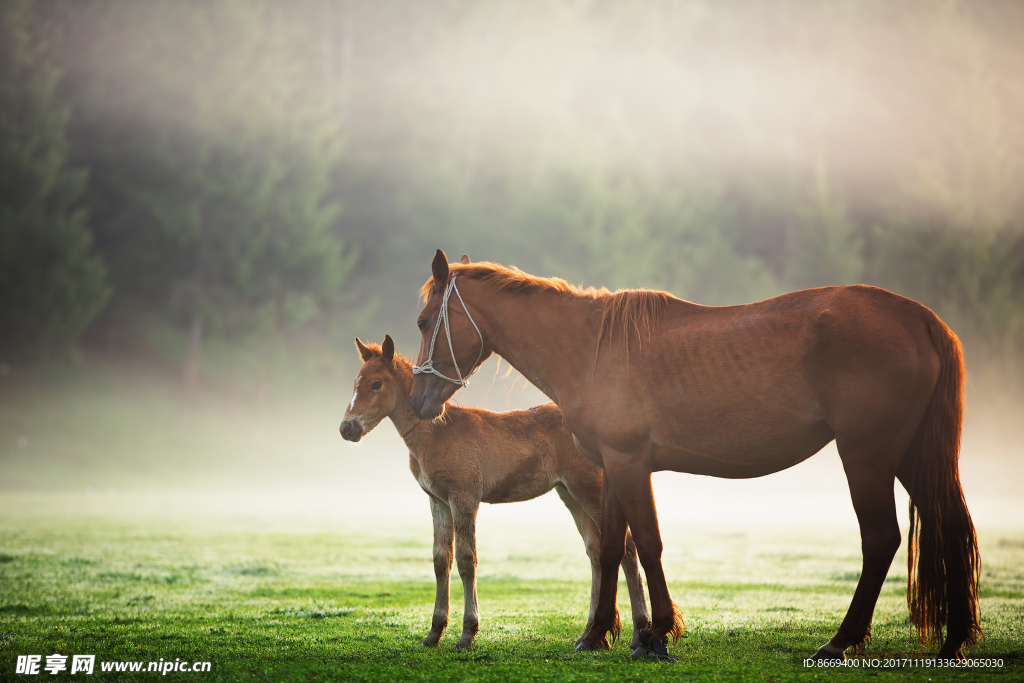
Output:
[455, 637, 474, 650]
[422, 630, 444, 648]
[809, 643, 847, 661]
[629, 629, 677, 662]
[575, 635, 610, 651]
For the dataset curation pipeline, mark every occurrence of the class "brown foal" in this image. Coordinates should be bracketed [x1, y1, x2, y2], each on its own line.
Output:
[339, 334, 650, 650]
[409, 250, 980, 661]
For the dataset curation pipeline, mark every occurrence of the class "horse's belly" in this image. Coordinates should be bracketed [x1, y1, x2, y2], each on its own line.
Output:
[650, 419, 835, 478]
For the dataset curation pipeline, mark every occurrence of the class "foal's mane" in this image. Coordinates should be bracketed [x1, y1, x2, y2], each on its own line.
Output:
[360, 342, 415, 387]
[420, 261, 671, 358]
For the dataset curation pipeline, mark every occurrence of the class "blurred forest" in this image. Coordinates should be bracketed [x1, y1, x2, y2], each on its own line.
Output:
[1, 0, 1023, 393]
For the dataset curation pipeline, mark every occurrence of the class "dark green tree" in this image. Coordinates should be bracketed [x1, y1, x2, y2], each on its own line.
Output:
[0, 0, 109, 359]
[60, 1, 351, 383]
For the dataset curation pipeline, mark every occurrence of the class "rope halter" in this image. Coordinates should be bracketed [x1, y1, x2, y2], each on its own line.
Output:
[412, 275, 484, 387]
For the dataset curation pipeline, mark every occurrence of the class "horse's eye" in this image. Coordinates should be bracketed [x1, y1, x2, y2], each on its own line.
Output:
[417, 318, 428, 331]
[370, 380, 383, 391]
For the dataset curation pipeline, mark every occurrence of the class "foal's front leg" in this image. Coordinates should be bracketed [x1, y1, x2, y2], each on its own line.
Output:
[424, 496, 454, 647]
[451, 496, 481, 649]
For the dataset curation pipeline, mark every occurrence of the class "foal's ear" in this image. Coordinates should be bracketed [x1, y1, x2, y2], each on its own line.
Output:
[458, 253, 470, 265]
[431, 249, 449, 289]
[381, 335, 395, 364]
[355, 337, 376, 362]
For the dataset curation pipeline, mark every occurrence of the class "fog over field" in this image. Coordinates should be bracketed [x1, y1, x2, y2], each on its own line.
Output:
[3, 354, 1020, 544]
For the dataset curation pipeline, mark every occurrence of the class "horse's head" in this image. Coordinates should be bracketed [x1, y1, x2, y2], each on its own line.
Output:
[410, 249, 490, 420]
[340, 335, 403, 442]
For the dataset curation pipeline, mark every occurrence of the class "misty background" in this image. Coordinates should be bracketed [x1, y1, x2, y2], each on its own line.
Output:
[1, 0, 1022, 537]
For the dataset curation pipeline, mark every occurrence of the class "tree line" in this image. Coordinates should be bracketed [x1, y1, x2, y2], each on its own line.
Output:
[1, 0, 1021, 388]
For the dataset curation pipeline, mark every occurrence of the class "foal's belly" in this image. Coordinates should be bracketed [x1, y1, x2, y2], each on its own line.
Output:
[480, 462, 558, 504]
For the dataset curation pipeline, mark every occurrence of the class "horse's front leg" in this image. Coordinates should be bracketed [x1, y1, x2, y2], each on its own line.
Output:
[424, 495, 454, 647]
[577, 469, 626, 651]
[451, 496, 481, 649]
[603, 451, 684, 660]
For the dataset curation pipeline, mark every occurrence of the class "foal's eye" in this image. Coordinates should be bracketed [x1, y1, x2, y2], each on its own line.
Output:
[370, 380, 383, 391]
[417, 318, 428, 331]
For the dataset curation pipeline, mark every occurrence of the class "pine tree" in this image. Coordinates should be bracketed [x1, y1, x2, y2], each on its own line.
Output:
[0, 0, 109, 358]
[61, 0, 351, 383]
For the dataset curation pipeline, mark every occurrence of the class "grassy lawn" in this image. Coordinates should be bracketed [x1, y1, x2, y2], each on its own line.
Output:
[1, 510, 1021, 682]
[2, 366, 1022, 681]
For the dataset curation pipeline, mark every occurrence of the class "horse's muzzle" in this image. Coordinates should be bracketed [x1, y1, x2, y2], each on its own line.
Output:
[410, 393, 444, 421]
[410, 376, 452, 420]
[339, 419, 364, 442]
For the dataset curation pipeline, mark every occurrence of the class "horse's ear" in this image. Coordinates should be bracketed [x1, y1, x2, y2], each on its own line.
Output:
[432, 249, 449, 289]
[458, 253, 470, 265]
[381, 335, 395, 364]
[355, 337, 375, 362]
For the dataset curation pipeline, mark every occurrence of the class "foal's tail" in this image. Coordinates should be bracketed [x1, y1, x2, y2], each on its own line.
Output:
[902, 320, 981, 654]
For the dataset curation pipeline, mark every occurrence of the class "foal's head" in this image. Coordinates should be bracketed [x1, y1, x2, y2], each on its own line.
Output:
[339, 335, 410, 442]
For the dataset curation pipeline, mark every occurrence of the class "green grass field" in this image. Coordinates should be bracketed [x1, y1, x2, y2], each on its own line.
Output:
[2, 365, 1022, 681]
[1, 507, 1022, 682]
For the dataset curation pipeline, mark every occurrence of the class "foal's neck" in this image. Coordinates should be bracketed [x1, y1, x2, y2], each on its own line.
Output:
[387, 362, 428, 450]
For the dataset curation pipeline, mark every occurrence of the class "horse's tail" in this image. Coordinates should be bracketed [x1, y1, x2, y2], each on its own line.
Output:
[903, 319, 981, 653]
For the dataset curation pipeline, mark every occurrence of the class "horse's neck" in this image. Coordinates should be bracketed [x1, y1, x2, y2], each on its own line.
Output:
[478, 286, 597, 404]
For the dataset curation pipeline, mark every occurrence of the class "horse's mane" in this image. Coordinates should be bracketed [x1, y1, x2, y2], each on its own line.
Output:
[419, 261, 670, 357]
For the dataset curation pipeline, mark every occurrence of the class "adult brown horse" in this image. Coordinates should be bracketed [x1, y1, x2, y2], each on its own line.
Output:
[409, 250, 980, 661]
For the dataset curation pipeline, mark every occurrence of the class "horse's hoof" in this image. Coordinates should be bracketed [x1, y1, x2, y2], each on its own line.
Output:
[455, 638, 474, 650]
[629, 629, 676, 662]
[630, 645, 677, 662]
[575, 636, 610, 651]
[809, 643, 846, 661]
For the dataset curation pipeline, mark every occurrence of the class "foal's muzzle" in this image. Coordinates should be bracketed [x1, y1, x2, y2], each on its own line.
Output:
[339, 419, 364, 442]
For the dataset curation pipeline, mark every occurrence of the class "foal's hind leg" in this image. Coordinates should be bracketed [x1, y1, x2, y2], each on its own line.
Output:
[620, 533, 651, 649]
[450, 496, 481, 650]
[811, 456, 901, 660]
[424, 496, 454, 647]
[554, 484, 603, 646]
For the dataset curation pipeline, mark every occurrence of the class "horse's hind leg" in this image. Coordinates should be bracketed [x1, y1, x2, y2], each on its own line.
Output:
[424, 496, 454, 647]
[812, 458, 901, 660]
[451, 496, 481, 650]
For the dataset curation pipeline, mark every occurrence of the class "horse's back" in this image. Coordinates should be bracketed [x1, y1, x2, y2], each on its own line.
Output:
[580, 285, 946, 477]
